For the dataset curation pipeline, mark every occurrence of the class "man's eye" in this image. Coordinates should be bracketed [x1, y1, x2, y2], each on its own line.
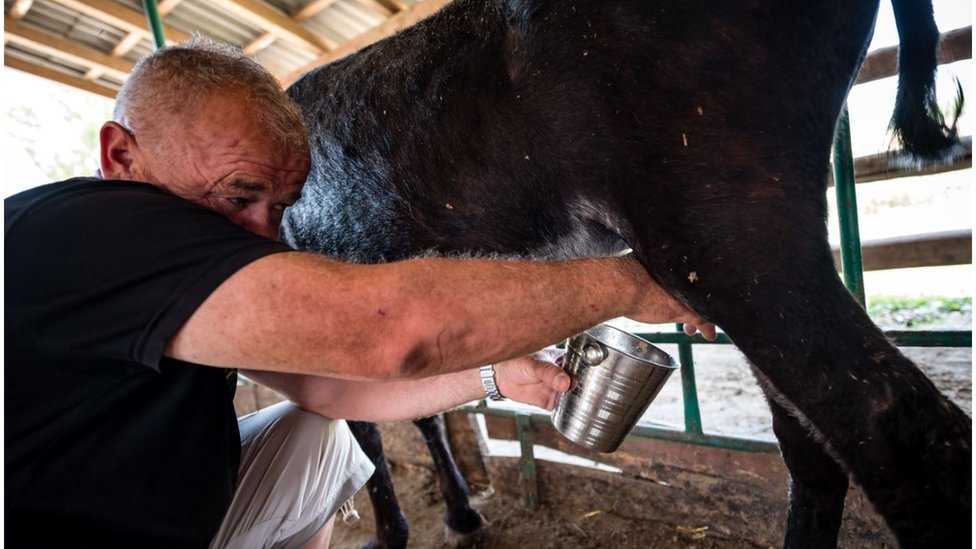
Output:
[226, 197, 251, 207]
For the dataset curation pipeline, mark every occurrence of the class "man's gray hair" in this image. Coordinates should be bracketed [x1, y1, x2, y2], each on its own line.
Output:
[114, 35, 308, 155]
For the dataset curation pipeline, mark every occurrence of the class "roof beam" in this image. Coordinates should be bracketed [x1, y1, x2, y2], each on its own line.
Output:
[84, 31, 144, 81]
[285, 0, 451, 84]
[94, 5, 188, 81]
[111, 31, 145, 57]
[157, 0, 184, 14]
[4, 18, 133, 81]
[243, 32, 278, 55]
[293, 0, 341, 21]
[241, 0, 345, 58]
[10, 0, 36, 19]
[350, 0, 394, 17]
[5, 55, 118, 99]
[49, 0, 191, 46]
[208, 0, 337, 52]
[372, 0, 406, 12]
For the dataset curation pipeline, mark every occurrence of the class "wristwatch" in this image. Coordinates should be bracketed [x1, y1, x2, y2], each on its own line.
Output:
[479, 364, 505, 401]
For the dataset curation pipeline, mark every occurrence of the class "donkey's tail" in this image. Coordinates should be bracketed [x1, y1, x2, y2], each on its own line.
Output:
[889, 0, 963, 158]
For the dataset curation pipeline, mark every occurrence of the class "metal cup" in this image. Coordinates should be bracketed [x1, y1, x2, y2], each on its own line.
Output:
[552, 324, 679, 453]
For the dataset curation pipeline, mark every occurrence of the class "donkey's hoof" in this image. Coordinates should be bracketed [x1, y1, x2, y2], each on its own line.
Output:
[360, 519, 409, 549]
[444, 508, 489, 546]
[445, 506, 488, 535]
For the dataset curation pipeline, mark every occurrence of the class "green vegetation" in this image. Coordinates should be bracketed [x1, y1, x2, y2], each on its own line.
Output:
[6, 100, 105, 182]
[867, 296, 972, 328]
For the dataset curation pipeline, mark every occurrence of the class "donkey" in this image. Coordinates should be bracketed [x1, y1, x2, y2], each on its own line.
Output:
[282, 0, 971, 547]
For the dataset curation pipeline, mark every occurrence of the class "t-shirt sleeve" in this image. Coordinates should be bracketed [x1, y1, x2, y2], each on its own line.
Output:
[5, 181, 295, 370]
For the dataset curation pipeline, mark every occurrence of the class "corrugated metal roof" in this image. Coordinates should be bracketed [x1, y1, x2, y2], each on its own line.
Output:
[166, 3, 265, 46]
[3, 0, 453, 97]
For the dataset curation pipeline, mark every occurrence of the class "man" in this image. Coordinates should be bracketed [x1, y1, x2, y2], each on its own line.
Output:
[5, 38, 714, 548]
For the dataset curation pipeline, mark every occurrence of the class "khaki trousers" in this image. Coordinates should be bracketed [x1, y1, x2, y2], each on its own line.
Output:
[210, 401, 374, 549]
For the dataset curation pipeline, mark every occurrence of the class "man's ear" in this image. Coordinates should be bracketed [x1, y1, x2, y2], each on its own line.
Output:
[99, 121, 140, 180]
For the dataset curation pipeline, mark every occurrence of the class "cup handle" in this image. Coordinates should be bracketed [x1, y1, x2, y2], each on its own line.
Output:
[581, 342, 608, 366]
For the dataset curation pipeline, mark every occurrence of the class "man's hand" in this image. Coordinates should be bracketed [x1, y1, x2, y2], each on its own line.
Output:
[493, 348, 576, 411]
[683, 320, 717, 341]
[615, 256, 718, 341]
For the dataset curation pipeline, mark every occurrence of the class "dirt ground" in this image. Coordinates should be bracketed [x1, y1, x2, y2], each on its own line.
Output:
[330, 314, 971, 549]
[330, 460, 767, 549]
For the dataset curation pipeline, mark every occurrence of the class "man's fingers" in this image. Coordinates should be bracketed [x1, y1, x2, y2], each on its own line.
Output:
[495, 354, 577, 410]
[533, 361, 571, 392]
[683, 321, 719, 341]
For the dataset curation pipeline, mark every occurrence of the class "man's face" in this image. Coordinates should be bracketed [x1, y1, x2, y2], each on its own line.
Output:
[116, 92, 310, 239]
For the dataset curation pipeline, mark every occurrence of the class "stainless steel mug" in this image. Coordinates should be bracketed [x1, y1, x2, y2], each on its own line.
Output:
[552, 324, 679, 453]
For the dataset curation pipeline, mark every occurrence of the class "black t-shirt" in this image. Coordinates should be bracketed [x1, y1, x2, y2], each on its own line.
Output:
[5, 177, 293, 547]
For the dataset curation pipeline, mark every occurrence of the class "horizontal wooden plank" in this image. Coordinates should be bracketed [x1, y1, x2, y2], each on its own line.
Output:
[49, 0, 191, 45]
[284, 0, 452, 84]
[856, 25, 971, 85]
[484, 445, 893, 548]
[373, 0, 407, 12]
[481, 413, 784, 485]
[5, 54, 118, 98]
[209, 0, 337, 52]
[157, 0, 184, 15]
[351, 0, 394, 18]
[5, 18, 132, 80]
[829, 136, 972, 187]
[293, 0, 341, 22]
[832, 228, 972, 272]
[485, 412, 518, 440]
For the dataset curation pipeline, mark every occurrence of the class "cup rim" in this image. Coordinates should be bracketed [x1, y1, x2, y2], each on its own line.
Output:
[581, 324, 678, 369]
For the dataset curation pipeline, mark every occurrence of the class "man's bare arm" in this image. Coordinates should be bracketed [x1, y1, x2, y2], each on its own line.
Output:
[166, 252, 712, 380]
[242, 351, 570, 421]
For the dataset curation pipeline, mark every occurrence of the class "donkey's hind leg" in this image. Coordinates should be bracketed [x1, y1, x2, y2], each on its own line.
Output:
[347, 421, 409, 549]
[762, 392, 849, 549]
[629, 193, 971, 546]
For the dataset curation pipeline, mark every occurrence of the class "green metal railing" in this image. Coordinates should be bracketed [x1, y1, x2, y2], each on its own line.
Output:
[833, 106, 867, 305]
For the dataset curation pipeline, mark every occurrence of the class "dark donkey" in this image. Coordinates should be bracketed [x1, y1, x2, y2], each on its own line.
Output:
[281, 0, 971, 547]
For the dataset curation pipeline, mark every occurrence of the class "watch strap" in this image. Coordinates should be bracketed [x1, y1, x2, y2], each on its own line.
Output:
[479, 364, 505, 401]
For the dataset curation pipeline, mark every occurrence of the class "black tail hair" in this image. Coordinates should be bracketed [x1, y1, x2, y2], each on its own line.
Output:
[889, 0, 963, 158]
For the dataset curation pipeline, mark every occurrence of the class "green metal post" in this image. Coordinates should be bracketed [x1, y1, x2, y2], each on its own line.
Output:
[676, 324, 703, 435]
[515, 413, 539, 509]
[832, 105, 866, 305]
[142, 0, 167, 50]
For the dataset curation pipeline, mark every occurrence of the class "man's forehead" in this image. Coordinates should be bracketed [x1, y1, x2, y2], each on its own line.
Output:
[230, 181, 270, 192]
[181, 92, 310, 182]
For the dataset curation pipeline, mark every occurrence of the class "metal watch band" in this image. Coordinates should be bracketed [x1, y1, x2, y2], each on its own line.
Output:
[479, 364, 505, 401]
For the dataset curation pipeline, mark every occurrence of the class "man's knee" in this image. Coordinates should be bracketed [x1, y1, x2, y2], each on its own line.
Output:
[244, 401, 338, 446]
[211, 401, 374, 548]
